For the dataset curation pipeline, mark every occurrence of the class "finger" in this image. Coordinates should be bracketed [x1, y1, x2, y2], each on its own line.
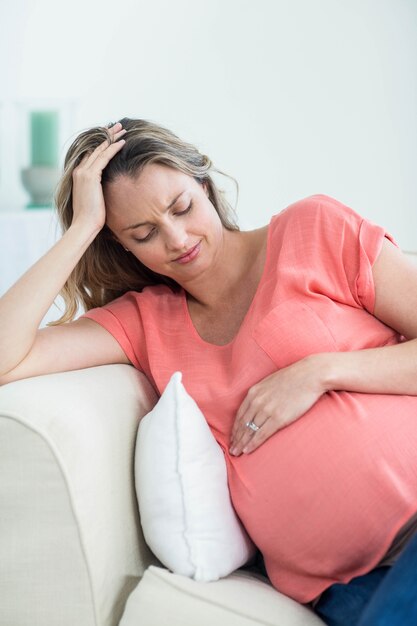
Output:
[77, 152, 91, 168]
[107, 121, 122, 133]
[231, 406, 271, 450]
[109, 123, 127, 142]
[114, 128, 127, 140]
[232, 396, 250, 439]
[230, 427, 256, 455]
[242, 419, 276, 454]
[233, 414, 276, 456]
[242, 420, 275, 454]
[93, 137, 126, 165]
[233, 412, 257, 444]
[231, 414, 265, 454]
[83, 127, 126, 168]
[232, 396, 265, 444]
[83, 136, 126, 171]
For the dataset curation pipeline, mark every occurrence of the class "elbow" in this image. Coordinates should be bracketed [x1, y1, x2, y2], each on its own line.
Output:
[0, 365, 22, 386]
[0, 372, 15, 387]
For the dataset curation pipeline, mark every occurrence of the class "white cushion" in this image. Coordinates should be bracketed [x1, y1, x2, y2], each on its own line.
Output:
[135, 372, 256, 582]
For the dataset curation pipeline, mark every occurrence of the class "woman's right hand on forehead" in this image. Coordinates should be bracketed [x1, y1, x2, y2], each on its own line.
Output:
[71, 122, 126, 233]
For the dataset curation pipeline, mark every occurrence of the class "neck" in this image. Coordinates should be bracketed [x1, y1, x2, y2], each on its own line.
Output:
[180, 227, 267, 310]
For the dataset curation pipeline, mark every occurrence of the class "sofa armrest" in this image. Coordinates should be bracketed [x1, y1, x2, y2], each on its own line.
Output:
[0, 364, 159, 626]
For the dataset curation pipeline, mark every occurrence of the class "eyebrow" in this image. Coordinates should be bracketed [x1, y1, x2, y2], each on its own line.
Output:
[121, 191, 185, 231]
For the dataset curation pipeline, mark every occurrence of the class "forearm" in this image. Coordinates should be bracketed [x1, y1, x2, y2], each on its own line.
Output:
[314, 338, 417, 396]
[0, 221, 99, 376]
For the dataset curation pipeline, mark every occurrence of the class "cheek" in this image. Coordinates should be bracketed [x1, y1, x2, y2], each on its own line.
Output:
[131, 244, 166, 270]
[206, 212, 224, 241]
[209, 205, 224, 230]
[197, 205, 221, 234]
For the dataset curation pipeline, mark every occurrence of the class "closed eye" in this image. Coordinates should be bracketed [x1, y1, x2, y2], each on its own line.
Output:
[133, 229, 155, 243]
[175, 201, 193, 216]
[133, 201, 193, 243]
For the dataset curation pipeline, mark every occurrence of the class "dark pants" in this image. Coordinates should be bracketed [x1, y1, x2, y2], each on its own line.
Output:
[313, 532, 417, 626]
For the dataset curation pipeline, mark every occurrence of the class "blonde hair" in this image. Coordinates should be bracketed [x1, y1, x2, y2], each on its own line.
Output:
[51, 117, 239, 325]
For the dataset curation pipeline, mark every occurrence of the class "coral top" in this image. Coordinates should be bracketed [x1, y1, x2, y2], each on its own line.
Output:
[82, 194, 417, 604]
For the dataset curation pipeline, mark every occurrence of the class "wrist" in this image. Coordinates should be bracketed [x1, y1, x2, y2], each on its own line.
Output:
[305, 352, 340, 394]
[67, 219, 102, 246]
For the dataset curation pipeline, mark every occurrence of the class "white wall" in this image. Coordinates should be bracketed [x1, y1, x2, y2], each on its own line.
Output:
[1, 0, 416, 248]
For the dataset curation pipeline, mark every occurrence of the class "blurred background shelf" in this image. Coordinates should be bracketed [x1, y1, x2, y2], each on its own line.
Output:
[0, 209, 66, 327]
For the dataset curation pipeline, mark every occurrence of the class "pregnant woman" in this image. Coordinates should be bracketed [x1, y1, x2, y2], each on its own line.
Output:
[1, 118, 417, 626]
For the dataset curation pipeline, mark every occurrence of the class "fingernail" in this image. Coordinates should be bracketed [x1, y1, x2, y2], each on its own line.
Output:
[230, 448, 238, 455]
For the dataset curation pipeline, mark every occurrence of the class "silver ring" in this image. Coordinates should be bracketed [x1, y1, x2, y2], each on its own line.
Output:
[246, 420, 260, 432]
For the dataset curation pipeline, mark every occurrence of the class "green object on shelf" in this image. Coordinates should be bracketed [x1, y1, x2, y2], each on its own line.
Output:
[26, 202, 53, 210]
[30, 110, 59, 167]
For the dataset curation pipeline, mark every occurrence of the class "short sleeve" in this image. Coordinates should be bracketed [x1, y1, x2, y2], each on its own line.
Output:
[81, 291, 145, 371]
[281, 194, 399, 313]
[355, 216, 397, 312]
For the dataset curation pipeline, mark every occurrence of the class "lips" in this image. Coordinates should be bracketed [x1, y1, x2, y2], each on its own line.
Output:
[173, 242, 201, 263]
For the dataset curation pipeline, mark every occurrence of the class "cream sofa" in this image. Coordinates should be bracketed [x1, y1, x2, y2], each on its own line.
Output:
[0, 364, 325, 626]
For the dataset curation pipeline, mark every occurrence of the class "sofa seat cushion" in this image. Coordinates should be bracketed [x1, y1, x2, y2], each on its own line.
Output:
[119, 566, 326, 626]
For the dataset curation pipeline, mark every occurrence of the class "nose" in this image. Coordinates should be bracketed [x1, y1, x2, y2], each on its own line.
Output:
[163, 222, 188, 251]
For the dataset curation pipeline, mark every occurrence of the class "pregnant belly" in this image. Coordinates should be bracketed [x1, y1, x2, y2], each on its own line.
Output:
[225, 390, 417, 602]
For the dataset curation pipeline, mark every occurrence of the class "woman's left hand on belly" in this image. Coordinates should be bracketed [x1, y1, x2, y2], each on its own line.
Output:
[230, 355, 326, 456]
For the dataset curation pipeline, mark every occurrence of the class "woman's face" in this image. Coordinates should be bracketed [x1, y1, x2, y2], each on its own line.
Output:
[104, 163, 225, 284]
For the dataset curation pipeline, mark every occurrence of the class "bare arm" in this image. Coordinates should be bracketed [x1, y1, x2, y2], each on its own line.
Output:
[0, 318, 130, 386]
[318, 238, 417, 395]
[0, 123, 128, 384]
